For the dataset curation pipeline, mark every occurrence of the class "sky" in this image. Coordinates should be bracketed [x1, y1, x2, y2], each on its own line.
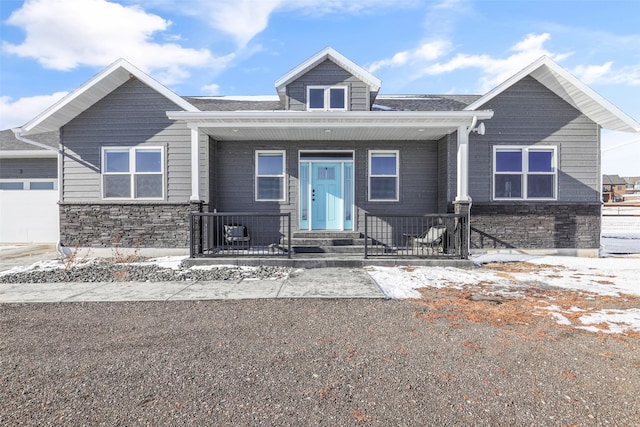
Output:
[1, 0, 639, 175]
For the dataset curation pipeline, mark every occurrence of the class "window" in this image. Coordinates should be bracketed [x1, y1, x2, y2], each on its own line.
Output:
[369, 151, 399, 201]
[494, 146, 556, 200]
[0, 180, 57, 190]
[256, 151, 286, 201]
[102, 147, 164, 199]
[307, 86, 348, 111]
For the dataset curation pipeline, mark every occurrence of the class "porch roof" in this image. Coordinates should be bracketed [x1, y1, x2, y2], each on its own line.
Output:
[166, 110, 494, 141]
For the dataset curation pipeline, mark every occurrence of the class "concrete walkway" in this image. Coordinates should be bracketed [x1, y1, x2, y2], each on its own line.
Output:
[0, 267, 387, 303]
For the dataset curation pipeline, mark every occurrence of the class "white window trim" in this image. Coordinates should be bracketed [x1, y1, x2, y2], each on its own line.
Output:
[101, 146, 165, 200]
[307, 86, 348, 111]
[493, 145, 557, 201]
[368, 150, 399, 202]
[255, 150, 286, 202]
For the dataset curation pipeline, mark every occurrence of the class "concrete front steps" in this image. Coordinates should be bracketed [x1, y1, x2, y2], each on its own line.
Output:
[183, 231, 473, 269]
[285, 231, 368, 254]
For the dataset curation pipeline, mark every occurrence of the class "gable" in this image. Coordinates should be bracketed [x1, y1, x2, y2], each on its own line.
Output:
[16, 59, 197, 137]
[285, 59, 373, 111]
[466, 56, 640, 133]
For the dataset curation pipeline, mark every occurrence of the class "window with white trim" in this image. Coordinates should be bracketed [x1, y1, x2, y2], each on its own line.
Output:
[102, 147, 164, 199]
[307, 86, 348, 111]
[493, 146, 556, 200]
[369, 150, 399, 201]
[255, 150, 286, 201]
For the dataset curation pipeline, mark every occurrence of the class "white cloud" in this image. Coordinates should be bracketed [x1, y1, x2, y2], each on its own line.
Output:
[0, 92, 68, 130]
[201, 83, 221, 96]
[2, 0, 224, 84]
[368, 40, 451, 73]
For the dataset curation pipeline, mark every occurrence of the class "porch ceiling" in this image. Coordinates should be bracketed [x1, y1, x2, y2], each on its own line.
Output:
[167, 110, 494, 141]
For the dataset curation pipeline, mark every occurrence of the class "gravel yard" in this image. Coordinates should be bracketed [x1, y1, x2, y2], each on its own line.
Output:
[2, 299, 638, 426]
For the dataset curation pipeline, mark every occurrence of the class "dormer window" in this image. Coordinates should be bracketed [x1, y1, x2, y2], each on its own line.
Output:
[307, 86, 348, 111]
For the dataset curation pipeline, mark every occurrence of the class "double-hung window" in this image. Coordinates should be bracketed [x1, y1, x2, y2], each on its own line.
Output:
[369, 150, 399, 201]
[493, 146, 556, 200]
[307, 86, 347, 111]
[102, 147, 164, 199]
[255, 150, 286, 201]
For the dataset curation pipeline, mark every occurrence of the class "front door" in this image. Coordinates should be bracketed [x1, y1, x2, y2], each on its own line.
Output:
[311, 162, 342, 230]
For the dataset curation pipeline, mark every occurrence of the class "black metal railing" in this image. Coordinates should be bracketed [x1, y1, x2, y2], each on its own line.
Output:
[190, 212, 291, 258]
[364, 213, 468, 259]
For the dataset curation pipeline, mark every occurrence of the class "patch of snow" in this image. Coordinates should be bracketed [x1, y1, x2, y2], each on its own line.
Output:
[578, 309, 640, 334]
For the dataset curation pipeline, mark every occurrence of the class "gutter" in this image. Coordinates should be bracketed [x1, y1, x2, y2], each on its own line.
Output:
[11, 128, 61, 154]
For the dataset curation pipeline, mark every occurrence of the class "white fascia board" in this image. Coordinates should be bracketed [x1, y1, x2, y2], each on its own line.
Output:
[167, 110, 493, 128]
[19, 59, 198, 136]
[274, 47, 382, 95]
[465, 56, 640, 133]
[0, 150, 58, 159]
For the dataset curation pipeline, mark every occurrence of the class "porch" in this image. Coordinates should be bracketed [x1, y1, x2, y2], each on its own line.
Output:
[187, 212, 471, 268]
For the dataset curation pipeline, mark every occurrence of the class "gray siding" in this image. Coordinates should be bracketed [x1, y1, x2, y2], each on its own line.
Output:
[0, 158, 57, 179]
[61, 79, 208, 203]
[286, 60, 370, 111]
[210, 140, 439, 231]
[468, 76, 600, 203]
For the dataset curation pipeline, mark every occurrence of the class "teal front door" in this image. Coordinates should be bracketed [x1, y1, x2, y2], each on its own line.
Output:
[311, 162, 342, 230]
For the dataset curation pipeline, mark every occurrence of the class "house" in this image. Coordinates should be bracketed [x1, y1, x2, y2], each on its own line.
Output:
[622, 176, 640, 198]
[0, 129, 59, 243]
[602, 174, 628, 203]
[11, 47, 640, 258]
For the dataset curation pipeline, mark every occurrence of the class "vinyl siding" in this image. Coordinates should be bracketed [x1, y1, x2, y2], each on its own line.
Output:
[0, 158, 57, 179]
[286, 60, 370, 111]
[61, 79, 208, 203]
[211, 140, 439, 231]
[468, 76, 600, 203]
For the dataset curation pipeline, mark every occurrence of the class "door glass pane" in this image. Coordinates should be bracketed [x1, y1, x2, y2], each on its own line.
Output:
[0, 182, 24, 190]
[344, 163, 353, 223]
[135, 174, 162, 197]
[300, 163, 309, 223]
[30, 181, 55, 190]
[258, 154, 283, 175]
[527, 175, 554, 198]
[309, 88, 324, 109]
[529, 151, 553, 172]
[370, 177, 396, 199]
[495, 175, 522, 198]
[329, 88, 345, 109]
[136, 150, 161, 172]
[257, 177, 283, 200]
[104, 175, 131, 198]
[105, 150, 129, 173]
[371, 154, 396, 175]
[496, 151, 522, 172]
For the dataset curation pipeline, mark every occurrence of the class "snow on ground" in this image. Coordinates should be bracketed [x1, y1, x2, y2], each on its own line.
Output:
[366, 253, 640, 335]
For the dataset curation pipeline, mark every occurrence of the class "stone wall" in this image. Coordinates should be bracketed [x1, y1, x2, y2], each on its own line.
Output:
[59, 203, 199, 248]
[470, 203, 601, 250]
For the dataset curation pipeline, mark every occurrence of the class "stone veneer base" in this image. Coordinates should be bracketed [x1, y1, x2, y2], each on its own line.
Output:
[469, 203, 601, 250]
[59, 203, 198, 248]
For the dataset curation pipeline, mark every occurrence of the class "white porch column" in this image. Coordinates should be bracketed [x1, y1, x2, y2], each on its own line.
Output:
[455, 125, 470, 202]
[190, 126, 200, 201]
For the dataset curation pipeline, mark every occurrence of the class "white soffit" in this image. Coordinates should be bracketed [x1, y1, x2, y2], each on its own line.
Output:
[18, 59, 198, 136]
[274, 47, 382, 95]
[465, 56, 640, 133]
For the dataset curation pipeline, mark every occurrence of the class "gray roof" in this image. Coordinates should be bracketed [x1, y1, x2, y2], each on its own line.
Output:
[183, 97, 284, 111]
[374, 95, 482, 111]
[602, 174, 627, 185]
[182, 94, 481, 112]
[0, 129, 59, 151]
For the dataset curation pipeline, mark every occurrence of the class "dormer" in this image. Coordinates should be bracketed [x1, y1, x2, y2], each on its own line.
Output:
[274, 47, 381, 111]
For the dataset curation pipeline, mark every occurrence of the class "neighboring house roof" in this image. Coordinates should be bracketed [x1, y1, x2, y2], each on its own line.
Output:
[274, 47, 382, 101]
[603, 174, 627, 185]
[623, 176, 640, 185]
[16, 58, 199, 136]
[0, 129, 58, 158]
[466, 56, 640, 133]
